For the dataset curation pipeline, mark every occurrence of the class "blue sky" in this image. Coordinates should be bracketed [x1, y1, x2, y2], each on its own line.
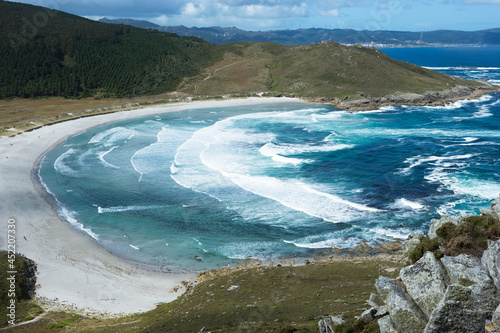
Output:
[12, 0, 500, 31]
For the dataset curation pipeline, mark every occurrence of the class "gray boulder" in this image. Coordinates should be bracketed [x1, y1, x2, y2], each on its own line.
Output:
[491, 196, 500, 220]
[425, 284, 489, 333]
[482, 240, 500, 291]
[377, 315, 398, 333]
[493, 304, 500, 323]
[375, 276, 427, 332]
[427, 215, 460, 239]
[399, 251, 447, 318]
[485, 304, 500, 333]
[481, 196, 500, 221]
[442, 254, 499, 313]
[318, 315, 344, 333]
[424, 254, 499, 332]
[441, 254, 492, 286]
[402, 233, 423, 257]
[318, 318, 334, 333]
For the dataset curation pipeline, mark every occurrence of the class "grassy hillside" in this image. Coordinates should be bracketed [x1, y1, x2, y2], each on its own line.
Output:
[0, 1, 220, 99]
[1, 1, 492, 104]
[183, 41, 487, 102]
[4, 256, 404, 332]
[0, 251, 41, 327]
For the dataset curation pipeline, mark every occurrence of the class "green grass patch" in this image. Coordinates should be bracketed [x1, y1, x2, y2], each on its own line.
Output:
[407, 236, 441, 264]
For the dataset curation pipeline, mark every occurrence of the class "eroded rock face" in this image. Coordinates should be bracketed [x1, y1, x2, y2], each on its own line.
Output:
[375, 276, 427, 333]
[399, 252, 447, 318]
[322, 196, 500, 333]
[482, 240, 500, 291]
[425, 284, 488, 333]
[491, 197, 500, 220]
[427, 215, 460, 240]
[401, 233, 423, 257]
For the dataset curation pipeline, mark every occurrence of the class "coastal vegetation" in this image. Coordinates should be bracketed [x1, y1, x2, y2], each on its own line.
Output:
[3, 202, 499, 332]
[407, 212, 500, 263]
[0, 251, 40, 327]
[1, 1, 496, 116]
[0, 255, 404, 332]
[0, 1, 221, 99]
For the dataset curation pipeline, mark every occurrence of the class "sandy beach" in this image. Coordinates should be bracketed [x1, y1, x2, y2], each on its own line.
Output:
[0, 97, 304, 315]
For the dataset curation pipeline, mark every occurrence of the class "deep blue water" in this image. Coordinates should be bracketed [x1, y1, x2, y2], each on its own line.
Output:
[39, 46, 500, 272]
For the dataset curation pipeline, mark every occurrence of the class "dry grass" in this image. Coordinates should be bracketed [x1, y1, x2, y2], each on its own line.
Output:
[0, 92, 192, 137]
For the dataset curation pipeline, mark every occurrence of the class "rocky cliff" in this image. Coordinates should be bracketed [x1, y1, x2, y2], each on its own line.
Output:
[320, 196, 500, 333]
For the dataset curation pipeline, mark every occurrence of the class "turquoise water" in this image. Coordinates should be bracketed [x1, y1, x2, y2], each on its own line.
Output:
[39, 47, 500, 272]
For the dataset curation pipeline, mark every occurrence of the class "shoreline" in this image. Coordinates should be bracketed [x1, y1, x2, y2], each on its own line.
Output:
[0, 88, 498, 315]
[305, 84, 500, 111]
[3, 84, 500, 137]
[0, 96, 305, 315]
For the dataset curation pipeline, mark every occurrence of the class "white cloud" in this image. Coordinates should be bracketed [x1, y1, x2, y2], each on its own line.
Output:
[320, 9, 340, 17]
[464, 0, 500, 3]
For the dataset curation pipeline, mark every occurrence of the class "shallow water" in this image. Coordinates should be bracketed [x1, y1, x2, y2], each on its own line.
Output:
[39, 47, 500, 272]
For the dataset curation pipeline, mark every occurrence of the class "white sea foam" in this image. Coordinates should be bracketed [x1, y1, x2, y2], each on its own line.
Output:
[88, 127, 137, 145]
[371, 227, 410, 240]
[284, 237, 362, 249]
[130, 150, 144, 182]
[54, 148, 78, 177]
[97, 205, 164, 213]
[424, 94, 493, 111]
[424, 66, 500, 70]
[395, 198, 424, 210]
[217, 172, 379, 223]
[310, 112, 345, 121]
[259, 142, 353, 158]
[60, 206, 99, 240]
[398, 154, 475, 176]
[473, 105, 494, 118]
[271, 154, 307, 165]
[97, 146, 120, 169]
[448, 178, 500, 200]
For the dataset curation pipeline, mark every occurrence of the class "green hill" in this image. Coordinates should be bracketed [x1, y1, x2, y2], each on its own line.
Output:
[0, 1, 496, 107]
[181, 41, 492, 107]
[0, 1, 220, 99]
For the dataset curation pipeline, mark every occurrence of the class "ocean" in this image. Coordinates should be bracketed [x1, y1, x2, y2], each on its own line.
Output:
[38, 46, 500, 272]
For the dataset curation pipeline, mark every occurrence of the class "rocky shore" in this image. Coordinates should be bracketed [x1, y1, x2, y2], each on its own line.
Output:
[307, 84, 500, 111]
[320, 195, 500, 332]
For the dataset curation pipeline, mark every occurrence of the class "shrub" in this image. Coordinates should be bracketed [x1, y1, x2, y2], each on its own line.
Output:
[407, 236, 440, 263]
[437, 214, 500, 257]
[46, 322, 64, 329]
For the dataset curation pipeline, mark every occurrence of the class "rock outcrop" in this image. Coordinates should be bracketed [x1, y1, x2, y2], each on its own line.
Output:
[369, 242, 500, 333]
[349, 196, 500, 333]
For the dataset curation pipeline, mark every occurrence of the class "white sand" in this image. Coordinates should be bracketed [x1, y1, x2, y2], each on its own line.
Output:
[0, 97, 305, 315]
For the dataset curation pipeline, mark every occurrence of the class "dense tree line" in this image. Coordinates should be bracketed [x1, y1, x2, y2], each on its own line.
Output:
[0, 1, 221, 99]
